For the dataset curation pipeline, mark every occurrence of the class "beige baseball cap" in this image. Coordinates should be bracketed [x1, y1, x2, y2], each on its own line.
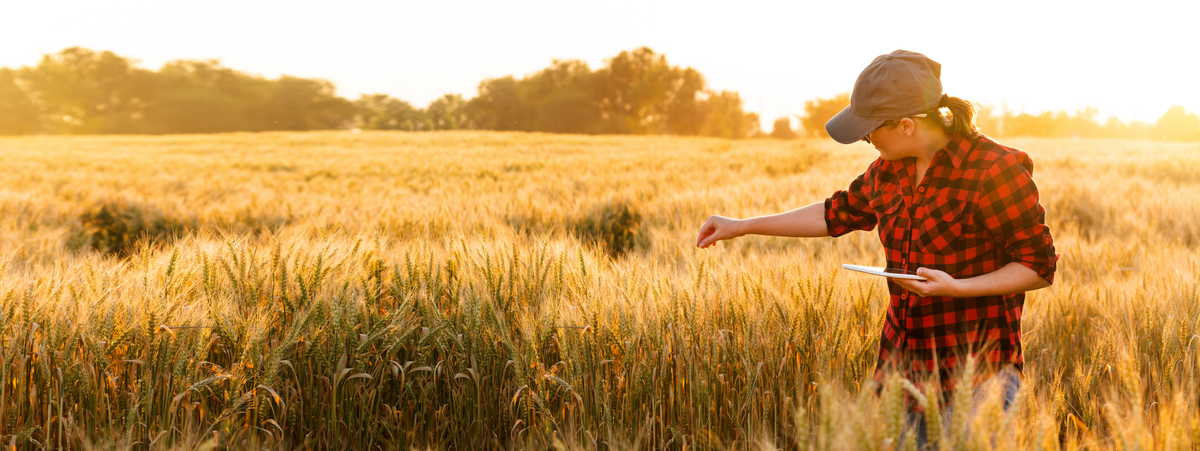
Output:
[825, 50, 945, 144]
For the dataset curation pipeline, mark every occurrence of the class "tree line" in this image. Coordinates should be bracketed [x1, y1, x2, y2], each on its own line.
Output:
[2, 46, 1197, 141]
[0, 48, 355, 135]
[0, 47, 758, 138]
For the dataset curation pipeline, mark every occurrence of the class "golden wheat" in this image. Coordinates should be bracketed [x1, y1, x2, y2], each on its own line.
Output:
[0, 131, 1196, 449]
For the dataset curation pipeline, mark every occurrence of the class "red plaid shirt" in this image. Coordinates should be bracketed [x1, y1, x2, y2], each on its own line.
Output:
[824, 133, 1058, 400]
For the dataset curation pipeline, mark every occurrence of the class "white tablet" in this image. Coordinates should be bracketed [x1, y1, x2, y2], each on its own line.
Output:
[842, 264, 928, 281]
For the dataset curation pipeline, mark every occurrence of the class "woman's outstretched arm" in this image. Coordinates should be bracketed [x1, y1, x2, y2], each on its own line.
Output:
[696, 201, 829, 249]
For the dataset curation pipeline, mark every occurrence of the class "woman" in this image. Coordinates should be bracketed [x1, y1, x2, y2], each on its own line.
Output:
[695, 50, 1058, 445]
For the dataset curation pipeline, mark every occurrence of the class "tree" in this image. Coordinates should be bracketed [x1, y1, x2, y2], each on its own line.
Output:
[146, 86, 246, 133]
[660, 67, 705, 136]
[535, 87, 599, 133]
[256, 76, 355, 131]
[800, 93, 850, 138]
[355, 94, 420, 131]
[427, 94, 470, 130]
[696, 91, 757, 139]
[1155, 105, 1200, 141]
[0, 68, 40, 134]
[456, 48, 760, 137]
[769, 117, 798, 139]
[144, 60, 256, 133]
[465, 76, 536, 131]
[1069, 107, 1102, 138]
[593, 47, 705, 135]
[528, 60, 600, 134]
[23, 47, 158, 134]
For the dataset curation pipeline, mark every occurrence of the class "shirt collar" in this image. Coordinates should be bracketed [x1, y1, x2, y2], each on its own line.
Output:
[938, 133, 973, 169]
[878, 133, 974, 174]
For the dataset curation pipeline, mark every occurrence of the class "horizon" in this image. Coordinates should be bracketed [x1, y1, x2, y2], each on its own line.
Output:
[2, 0, 1198, 129]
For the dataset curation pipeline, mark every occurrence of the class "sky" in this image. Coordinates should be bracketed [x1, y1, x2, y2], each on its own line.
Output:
[2, 0, 1198, 130]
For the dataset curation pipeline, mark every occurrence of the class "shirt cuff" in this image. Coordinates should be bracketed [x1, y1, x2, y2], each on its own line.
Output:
[1010, 236, 1058, 284]
[823, 197, 856, 237]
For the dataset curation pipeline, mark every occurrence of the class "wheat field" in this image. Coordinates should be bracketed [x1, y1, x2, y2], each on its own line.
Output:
[0, 131, 1197, 450]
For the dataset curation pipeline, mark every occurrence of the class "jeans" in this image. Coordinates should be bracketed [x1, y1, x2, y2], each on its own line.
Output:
[903, 368, 1021, 450]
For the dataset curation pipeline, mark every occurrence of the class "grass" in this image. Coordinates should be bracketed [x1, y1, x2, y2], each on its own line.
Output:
[0, 131, 1197, 449]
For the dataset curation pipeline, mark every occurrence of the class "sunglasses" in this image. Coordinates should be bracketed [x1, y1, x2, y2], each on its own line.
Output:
[861, 113, 928, 144]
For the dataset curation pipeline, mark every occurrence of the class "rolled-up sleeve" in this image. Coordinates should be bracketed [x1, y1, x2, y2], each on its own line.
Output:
[824, 162, 880, 237]
[976, 152, 1059, 283]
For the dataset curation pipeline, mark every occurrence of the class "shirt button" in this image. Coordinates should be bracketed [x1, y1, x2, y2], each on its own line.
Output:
[918, 187, 926, 193]
[901, 293, 908, 299]
[1043, 236, 1050, 243]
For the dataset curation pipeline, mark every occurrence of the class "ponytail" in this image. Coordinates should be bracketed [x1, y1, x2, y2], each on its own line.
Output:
[931, 95, 979, 139]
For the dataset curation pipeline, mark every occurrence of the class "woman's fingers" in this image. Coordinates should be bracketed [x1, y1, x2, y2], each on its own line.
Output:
[892, 268, 957, 297]
[916, 267, 934, 280]
[696, 219, 714, 247]
[696, 216, 725, 248]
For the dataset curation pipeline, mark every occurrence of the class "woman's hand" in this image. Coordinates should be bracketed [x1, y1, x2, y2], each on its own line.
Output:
[893, 262, 1050, 298]
[694, 203, 829, 247]
[696, 215, 745, 249]
[891, 267, 965, 298]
